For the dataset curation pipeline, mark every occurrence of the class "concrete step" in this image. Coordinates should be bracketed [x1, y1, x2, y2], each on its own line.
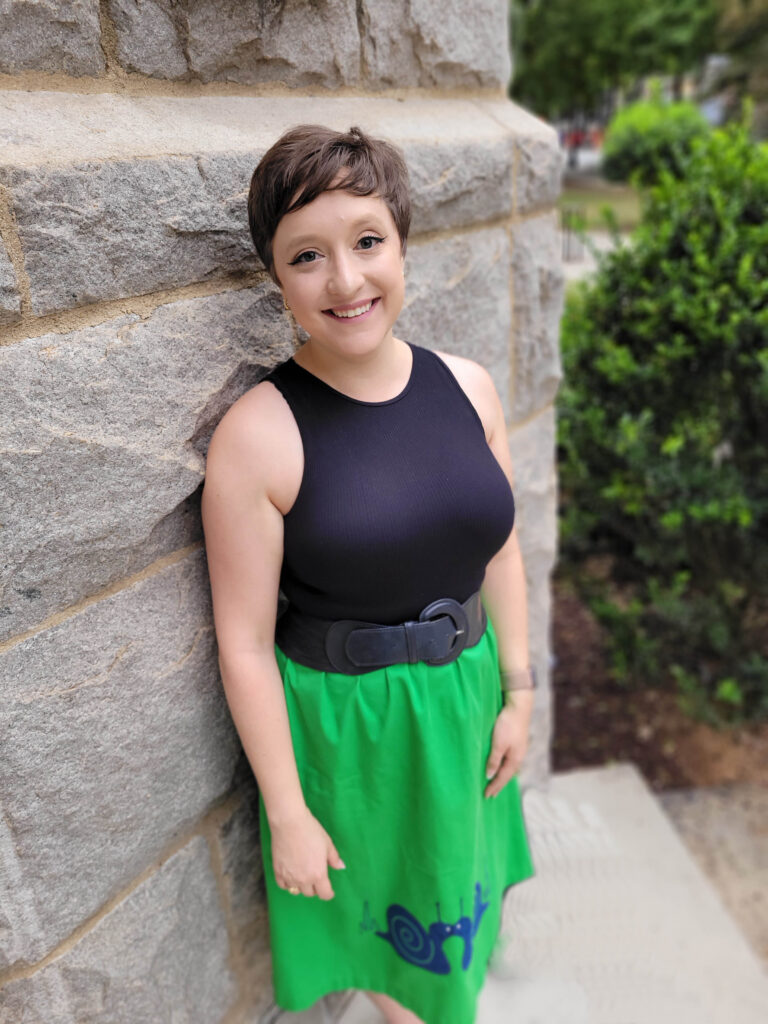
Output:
[489, 763, 768, 1023]
[658, 782, 768, 969]
[269, 763, 768, 1024]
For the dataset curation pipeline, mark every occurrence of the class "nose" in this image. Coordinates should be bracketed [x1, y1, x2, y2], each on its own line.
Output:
[327, 249, 365, 299]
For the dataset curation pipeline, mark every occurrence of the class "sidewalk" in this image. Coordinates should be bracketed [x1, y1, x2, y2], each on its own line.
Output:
[561, 230, 620, 283]
[558, 155, 630, 282]
[269, 763, 768, 1024]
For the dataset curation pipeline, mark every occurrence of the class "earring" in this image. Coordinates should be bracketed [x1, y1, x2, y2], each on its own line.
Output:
[283, 296, 290, 311]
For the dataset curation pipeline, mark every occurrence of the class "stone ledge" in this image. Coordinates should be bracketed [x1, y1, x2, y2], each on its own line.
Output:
[0, 92, 559, 316]
[0, 92, 537, 171]
[480, 102, 564, 215]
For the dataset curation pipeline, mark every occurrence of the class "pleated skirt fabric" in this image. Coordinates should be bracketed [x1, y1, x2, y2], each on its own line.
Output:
[258, 616, 536, 1024]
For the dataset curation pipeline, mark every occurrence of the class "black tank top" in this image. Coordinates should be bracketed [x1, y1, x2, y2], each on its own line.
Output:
[264, 342, 515, 624]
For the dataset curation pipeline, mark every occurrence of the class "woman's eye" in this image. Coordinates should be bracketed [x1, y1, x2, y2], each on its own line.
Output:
[291, 250, 319, 265]
[357, 235, 385, 250]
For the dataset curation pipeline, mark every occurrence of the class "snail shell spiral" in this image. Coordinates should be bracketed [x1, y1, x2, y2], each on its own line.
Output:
[387, 908, 435, 967]
[376, 905, 451, 974]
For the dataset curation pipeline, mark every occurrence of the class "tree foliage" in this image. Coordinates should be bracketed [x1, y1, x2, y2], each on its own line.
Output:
[626, 0, 720, 91]
[713, 0, 768, 134]
[510, 0, 719, 118]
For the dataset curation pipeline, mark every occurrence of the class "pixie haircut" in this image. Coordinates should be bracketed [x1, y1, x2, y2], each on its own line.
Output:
[248, 124, 411, 282]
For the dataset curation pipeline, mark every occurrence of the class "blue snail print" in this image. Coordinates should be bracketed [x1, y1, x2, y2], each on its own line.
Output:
[375, 882, 489, 974]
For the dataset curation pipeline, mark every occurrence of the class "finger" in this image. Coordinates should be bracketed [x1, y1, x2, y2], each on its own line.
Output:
[485, 743, 504, 781]
[315, 874, 335, 901]
[327, 842, 346, 871]
[299, 883, 316, 898]
[485, 758, 517, 798]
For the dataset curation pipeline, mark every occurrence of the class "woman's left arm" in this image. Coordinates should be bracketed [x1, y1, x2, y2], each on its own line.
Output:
[476, 370, 535, 798]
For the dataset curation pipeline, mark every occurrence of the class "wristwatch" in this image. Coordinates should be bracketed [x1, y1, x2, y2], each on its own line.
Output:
[500, 665, 538, 692]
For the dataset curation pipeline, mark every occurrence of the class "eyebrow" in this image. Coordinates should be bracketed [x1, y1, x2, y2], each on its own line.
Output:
[285, 214, 389, 251]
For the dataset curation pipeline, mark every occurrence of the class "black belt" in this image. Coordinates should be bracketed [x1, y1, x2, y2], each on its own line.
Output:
[275, 592, 487, 674]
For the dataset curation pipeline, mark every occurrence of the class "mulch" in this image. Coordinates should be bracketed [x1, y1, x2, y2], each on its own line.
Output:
[551, 578, 768, 791]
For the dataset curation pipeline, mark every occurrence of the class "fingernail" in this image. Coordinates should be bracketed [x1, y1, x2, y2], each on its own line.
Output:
[485, 770, 494, 780]
[339, 861, 346, 869]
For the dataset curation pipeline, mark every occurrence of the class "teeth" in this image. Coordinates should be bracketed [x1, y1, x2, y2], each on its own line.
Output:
[331, 300, 373, 318]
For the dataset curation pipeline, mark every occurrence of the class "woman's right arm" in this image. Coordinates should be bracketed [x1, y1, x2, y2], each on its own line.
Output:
[201, 384, 344, 899]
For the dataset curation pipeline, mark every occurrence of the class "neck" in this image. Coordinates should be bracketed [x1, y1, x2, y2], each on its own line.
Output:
[295, 334, 411, 403]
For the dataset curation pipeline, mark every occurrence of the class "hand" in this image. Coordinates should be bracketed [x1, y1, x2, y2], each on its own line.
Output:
[270, 806, 346, 900]
[484, 703, 531, 798]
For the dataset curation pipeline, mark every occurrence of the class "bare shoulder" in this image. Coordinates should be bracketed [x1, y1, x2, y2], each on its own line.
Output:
[201, 378, 302, 654]
[203, 378, 302, 513]
[433, 349, 503, 440]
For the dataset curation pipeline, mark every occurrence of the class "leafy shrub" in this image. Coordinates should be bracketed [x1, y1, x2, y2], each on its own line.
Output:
[602, 96, 710, 184]
[557, 114, 768, 723]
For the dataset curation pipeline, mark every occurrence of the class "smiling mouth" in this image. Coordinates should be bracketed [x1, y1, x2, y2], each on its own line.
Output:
[324, 298, 379, 319]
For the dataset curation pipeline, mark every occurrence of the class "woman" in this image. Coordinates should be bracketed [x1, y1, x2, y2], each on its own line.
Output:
[201, 125, 536, 1024]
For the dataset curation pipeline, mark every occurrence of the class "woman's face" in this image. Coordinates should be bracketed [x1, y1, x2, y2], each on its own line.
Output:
[271, 188, 405, 360]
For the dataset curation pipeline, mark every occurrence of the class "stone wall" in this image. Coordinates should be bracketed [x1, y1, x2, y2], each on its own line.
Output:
[0, 4, 564, 1022]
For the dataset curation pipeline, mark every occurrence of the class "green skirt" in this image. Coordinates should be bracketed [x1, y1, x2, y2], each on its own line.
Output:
[259, 616, 536, 1024]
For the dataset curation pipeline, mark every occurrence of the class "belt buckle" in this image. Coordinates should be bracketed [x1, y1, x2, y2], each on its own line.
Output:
[419, 597, 469, 666]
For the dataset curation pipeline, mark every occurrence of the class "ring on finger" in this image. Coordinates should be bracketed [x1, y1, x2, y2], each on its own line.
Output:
[287, 886, 300, 896]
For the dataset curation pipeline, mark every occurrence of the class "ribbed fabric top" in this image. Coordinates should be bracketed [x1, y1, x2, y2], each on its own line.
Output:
[264, 342, 515, 624]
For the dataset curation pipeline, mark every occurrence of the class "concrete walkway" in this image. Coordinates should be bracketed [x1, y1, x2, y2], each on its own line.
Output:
[267, 763, 768, 1024]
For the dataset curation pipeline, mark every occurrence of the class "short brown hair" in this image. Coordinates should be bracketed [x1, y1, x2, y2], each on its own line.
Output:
[248, 124, 411, 282]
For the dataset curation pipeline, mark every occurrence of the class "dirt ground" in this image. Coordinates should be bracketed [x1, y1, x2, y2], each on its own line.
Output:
[551, 577, 768, 792]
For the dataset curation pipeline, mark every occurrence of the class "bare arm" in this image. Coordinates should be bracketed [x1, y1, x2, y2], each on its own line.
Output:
[201, 384, 344, 898]
[480, 389, 534, 683]
[479, 373, 535, 795]
[202, 387, 303, 823]
[433, 353, 533, 676]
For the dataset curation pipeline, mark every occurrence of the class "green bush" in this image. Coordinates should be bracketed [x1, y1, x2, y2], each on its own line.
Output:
[558, 114, 768, 723]
[602, 96, 710, 184]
